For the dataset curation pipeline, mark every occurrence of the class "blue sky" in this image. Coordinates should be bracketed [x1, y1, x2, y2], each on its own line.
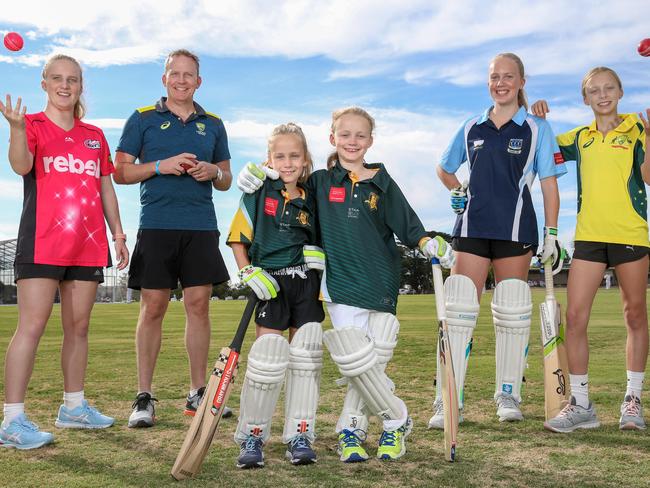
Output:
[1, 1, 649, 280]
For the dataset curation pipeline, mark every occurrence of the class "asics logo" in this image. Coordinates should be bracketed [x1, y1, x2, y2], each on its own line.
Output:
[43, 154, 101, 178]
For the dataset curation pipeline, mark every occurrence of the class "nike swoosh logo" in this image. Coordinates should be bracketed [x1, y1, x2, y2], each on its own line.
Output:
[580, 382, 588, 386]
[523, 244, 532, 249]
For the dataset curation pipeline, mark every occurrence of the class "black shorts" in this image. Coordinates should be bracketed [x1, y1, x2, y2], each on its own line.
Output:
[14, 263, 104, 283]
[452, 237, 534, 260]
[254, 266, 325, 331]
[128, 229, 230, 290]
[573, 241, 650, 267]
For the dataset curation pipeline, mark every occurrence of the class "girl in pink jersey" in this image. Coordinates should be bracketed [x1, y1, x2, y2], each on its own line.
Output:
[0, 55, 129, 449]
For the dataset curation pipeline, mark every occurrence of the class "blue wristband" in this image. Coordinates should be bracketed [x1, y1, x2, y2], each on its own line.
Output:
[155, 160, 161, 176]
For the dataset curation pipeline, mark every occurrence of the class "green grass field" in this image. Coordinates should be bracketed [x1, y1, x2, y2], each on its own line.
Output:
[1, 289, 649, 488]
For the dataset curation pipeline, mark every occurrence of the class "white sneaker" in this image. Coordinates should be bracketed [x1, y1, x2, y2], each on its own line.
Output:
[620, 395, 646, 430]
[544, 396, 600, 433]
[495, 392, 523, 422]
[428, 398, 464, 429]
[128, 392, 157, 428]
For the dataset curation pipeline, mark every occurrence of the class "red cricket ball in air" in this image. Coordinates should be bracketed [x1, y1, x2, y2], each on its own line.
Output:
[3, 32, 24, 52]
[638, 38, 650, 57]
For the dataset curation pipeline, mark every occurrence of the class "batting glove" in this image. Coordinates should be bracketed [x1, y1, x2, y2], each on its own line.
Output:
[450, 180, 468, 215]
[238, 265, 280, 301]
[303, 245, 325, 271]
[538, 226, 564, 275]
[236, 162, 279, 194]
[420, 236, 455, 269]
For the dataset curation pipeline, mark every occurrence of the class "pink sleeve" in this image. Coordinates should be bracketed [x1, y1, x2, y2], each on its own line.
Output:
[100, 131, 115, 176]
[24, 114, 37, 155]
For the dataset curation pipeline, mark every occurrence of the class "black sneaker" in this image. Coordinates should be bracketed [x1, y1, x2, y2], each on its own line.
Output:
[285, 434, 317, 465]
[128, 392, 158, 428]
[183, 386, 232, 418]
[237, 435, 264, 469]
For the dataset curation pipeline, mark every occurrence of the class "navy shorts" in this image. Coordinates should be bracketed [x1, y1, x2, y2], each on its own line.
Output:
[452, 237, 534, 260]
[128, 229, 230, 290]
[254, 266, 324, 331]
[573, 241, 649, 267]
[14, 263, 104, 283]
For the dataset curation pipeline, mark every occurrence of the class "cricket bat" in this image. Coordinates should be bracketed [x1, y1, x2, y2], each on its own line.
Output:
[432, 259, 458, 462]
[539, 261, 570, 420]
[171, 296, 257, 480]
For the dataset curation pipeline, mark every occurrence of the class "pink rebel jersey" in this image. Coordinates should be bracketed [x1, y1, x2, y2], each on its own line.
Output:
[15, 112, 115, 267]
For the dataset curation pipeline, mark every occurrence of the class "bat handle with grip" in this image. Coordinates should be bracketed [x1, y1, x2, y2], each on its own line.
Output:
[543, 259, 554, 299]
[229, 294, 259, 353]
[431, 258, 446, 321]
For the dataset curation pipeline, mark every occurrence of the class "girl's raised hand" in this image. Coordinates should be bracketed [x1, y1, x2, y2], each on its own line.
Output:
[639, 109, 650, 135]
[0, 94, 27, 129]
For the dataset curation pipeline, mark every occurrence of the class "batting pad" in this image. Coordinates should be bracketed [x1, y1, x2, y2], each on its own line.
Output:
[324, 327, 407, 432]
[283, 322, 323, 443]
[491, 279, 532, 402]
[335, 313, 401, 433]
[235, 334, 289, 443]
[434, 274, 479, 409]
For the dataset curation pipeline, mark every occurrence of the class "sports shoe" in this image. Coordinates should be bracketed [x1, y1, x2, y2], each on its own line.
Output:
[495, 392, 524, 422]
[285, 433, 317, 465]
[0, 414, 54, 450]
[544, 396, 600, 433]
[237, 434, 264, 469]
[620, 395, 646, 430]
[337, 429, 369, 463]
[128, 392, 157, 428]
[55, 400, 114, 429]
[377, 417, 413, 460]
[183, 387, 232, 418]
[428, 398, 464, 429]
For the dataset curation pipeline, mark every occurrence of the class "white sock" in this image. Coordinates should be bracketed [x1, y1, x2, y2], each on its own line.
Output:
[570, 374, 589, 408]
[2, 403, 25, 428]
[626, 370, 645, 398]
[189, 388, 199, 397]
[63, 391, 84, 410]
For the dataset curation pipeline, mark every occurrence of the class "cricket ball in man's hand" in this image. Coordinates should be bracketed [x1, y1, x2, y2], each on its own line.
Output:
[638, 38, 650, 57]
[3, 32, 24, 52]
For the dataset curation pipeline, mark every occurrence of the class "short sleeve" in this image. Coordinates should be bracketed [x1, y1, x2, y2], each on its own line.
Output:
[534, 118, 567, 180]
[211, 118, 231, 163]
[116, 111, 143, 160]
[99, 131, 115, 176]
[24, 114, 37, 155]
[439, 120, 469, 174]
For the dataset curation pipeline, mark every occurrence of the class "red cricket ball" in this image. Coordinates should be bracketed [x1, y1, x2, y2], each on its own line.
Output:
[638, 38, 650, 57]
[3, 32, 24, 52]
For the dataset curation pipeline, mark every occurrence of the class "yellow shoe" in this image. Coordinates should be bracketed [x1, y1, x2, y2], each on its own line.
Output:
[377, 417, 412, 460]
[337, 429, 368, 463]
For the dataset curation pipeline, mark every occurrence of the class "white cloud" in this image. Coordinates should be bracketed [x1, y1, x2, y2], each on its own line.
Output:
[85, 118, 126, 130]
[0, 179, 23, 201]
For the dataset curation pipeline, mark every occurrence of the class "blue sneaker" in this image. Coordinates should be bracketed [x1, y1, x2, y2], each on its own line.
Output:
[55, 400, 114, 429]
[0, 414, 54, 450]
[285, 433, 317, 465]
[237, 435, 264, 469]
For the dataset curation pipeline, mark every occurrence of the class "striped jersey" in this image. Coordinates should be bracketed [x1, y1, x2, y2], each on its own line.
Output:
[440, 106, 567, 245]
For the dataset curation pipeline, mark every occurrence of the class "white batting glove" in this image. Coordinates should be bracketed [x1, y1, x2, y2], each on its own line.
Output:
[420, 236, 455, 269]
[450, 180, 468, 215]
[236, 162, 279, 194]
[303, 245, 325, 271]
[238, 265, 280, 301]
[538, 226, 564, 275]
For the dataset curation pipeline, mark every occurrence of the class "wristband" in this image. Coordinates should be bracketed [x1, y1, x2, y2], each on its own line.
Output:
[155, 160, 161, 176]
[112, 233, 127, 242]
[213, 166, 223, 181]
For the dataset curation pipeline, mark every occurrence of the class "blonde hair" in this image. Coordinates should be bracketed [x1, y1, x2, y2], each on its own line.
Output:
[581, 67, 623, 98]
[165, 49, 200, 76]
[326, 106, 375, 170]
[267, 122, 313, 183]
[491, 53, 528, 110]
[42, 54, 85, 119]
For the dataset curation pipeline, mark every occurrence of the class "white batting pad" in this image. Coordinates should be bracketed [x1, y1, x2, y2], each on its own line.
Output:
[492, 279, 532, 402]
[283, 322, 323, 443]
[324, 327, 407, 432]
[434, 274, 479, 409]
[234, 334, 289, 443]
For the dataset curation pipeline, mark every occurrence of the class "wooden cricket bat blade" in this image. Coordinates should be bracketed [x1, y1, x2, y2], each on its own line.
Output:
[439, 326, 459, 462]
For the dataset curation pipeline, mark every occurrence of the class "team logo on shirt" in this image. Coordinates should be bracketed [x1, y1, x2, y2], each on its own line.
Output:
[472, 139, 484, 149]
[611, 134, 632, 150]
[296, 210, 310, 226]
[65, 136, 75, 143]
[507, 138, 523, 154]
[160, 121, 171, 130]
[264, 197, 279, 216]
[196, 122, 206, 136]
[84, 139, 101, 150]
[364, 192, 379, 211]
